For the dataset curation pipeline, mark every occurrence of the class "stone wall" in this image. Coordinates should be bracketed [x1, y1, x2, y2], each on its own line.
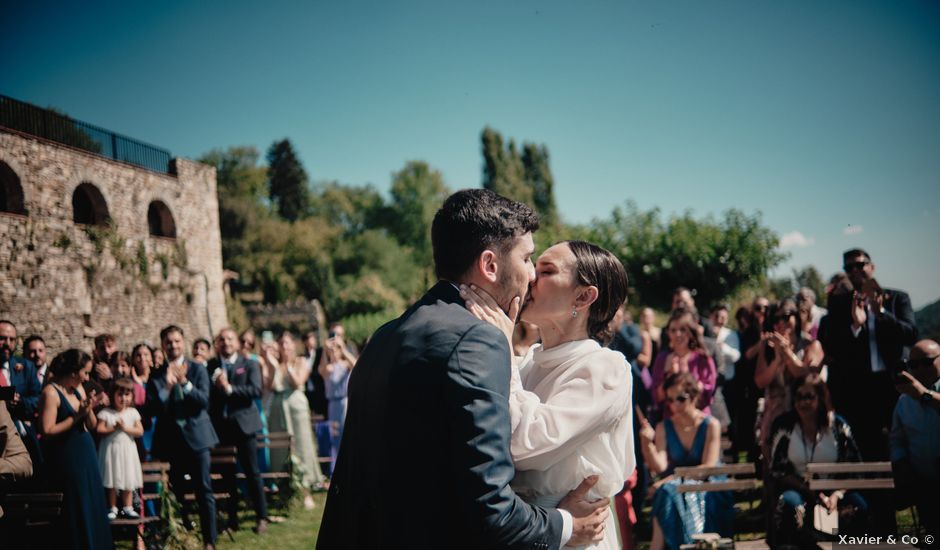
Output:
[0, 129, 228, 354]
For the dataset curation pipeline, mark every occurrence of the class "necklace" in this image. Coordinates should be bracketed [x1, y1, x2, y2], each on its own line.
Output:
[674, 412, 701, 432]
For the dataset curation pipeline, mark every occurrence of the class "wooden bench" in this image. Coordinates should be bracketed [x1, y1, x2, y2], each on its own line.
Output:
[0, 492, 64, 545]
[0, 491, 64, 527]
[183, 445, 237, 503]
[806, 461, 894, 491]
[256, 431, 293, 482]
[674, 462, 760, 493]
[673, 463, 761, 542]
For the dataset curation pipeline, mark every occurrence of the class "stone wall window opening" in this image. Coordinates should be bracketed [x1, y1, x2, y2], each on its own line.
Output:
[0, 161, 26, 215]
[147, 200, 177, 239]
[72, 182, 110, 226]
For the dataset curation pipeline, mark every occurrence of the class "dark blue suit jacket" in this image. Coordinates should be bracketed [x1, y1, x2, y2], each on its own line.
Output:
[145, 358, 219, 455]
[318, 282, 562, 550]
[7, 357, 41, 422]
[207, 355, 263, 436]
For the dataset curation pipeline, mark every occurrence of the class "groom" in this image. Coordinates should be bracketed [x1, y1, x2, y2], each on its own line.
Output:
[318, 189, 610, 549]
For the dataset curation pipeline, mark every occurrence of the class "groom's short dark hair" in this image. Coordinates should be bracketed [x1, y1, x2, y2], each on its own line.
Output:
[431, 189, 539, 281]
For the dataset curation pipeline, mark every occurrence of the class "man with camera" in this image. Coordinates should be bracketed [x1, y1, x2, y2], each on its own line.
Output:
[891, 339, 940, 530]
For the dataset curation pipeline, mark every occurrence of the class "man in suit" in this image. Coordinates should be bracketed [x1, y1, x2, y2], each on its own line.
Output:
[145, 325, 219, 550]
[821, 249, 918, 458]
[820, 248, 917, 534]
[318, 189, 609, 550]
[0, 321, 43, 469]
[23, 336, 50, 387]
[207, 328, 268, 535]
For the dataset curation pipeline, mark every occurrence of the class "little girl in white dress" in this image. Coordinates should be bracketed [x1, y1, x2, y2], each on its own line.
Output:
[96, 378, 144, 520]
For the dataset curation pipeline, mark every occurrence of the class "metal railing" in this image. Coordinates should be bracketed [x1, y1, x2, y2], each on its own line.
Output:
[0, 94, 174, 175]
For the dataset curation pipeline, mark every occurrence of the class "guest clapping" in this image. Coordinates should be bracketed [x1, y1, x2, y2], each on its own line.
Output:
[267, 332, 326, 509]
[650, 311, 717, 418]
[39, 349, 112, 550]
[96, 378, 144, 521]
[754, 300, 823, 462]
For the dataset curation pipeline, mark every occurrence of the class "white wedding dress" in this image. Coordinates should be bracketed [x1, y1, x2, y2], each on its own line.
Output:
[510, 339, 635, 550]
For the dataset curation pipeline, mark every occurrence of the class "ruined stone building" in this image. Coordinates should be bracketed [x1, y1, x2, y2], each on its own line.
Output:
[0, 95, 228, 353]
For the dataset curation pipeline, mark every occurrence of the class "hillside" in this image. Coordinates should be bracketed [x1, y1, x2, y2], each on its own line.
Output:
[915, 298, 940, 342]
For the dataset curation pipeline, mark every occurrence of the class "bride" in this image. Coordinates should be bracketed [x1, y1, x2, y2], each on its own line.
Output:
[462, 240, 635, 550]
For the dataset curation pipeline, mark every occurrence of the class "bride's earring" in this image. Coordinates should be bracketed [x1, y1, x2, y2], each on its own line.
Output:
[571, 308, 578, 318]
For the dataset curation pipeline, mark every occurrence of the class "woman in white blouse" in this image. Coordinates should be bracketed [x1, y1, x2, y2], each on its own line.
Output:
[462, 240, 635, 550]
[768, 373, 866, 547]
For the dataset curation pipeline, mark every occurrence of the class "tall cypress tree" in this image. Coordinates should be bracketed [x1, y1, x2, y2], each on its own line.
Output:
[481, 127, 533, 206]
[266, 138, 310, 222]
[522, 143, 558, 227]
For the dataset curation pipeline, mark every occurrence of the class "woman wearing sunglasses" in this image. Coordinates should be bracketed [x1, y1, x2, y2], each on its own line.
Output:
[755, 299, 823, 465]
[768, 374, 867, 547]
[639, 371, 733, 549]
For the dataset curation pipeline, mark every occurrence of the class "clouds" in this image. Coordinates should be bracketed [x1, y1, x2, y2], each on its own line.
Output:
[780, 231, 816, 249]
[843, 225, 864, 235]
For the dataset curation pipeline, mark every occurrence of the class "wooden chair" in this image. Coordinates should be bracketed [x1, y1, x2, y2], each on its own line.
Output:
[183, 445, 237, 504]
[253, 431, 294, 505]
[0, 492, 64, 546]
[0, 491, 64, 527]
[110, 461, 171, 541]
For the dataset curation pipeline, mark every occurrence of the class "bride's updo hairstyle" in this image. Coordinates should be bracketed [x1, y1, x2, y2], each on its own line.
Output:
[564, 240, 628, 345]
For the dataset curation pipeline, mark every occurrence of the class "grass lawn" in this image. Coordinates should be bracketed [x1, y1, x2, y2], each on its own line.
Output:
[216, 492, 327, 550]
[114, 492, 327, 550]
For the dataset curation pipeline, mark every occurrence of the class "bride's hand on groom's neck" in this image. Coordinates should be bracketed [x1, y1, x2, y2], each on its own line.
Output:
[560, 475, 610, 546]
[460, 284, 520, 350]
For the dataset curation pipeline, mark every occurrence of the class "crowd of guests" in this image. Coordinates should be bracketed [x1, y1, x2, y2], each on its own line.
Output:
[588, 248, 935, 548]
[0, 320, 356, 550]
[1, 246, 936, 549]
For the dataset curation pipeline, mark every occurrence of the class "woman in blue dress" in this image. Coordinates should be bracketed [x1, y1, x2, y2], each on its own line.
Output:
[318, 331, 356, 469]
[38, 349, 112, 550]
[639, 371, 734, 549]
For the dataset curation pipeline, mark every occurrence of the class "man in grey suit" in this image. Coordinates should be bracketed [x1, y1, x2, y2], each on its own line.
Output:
[145, 325, 219, 550]
[318, 189, 609, 549]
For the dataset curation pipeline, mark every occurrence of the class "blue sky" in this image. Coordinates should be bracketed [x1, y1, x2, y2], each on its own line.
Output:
[3, 0, 939, 308]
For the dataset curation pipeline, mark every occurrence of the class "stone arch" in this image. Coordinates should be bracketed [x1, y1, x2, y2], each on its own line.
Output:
[72, 182, 110, 226]
[147, 200, 177, 238]
[0, 160, 26, 215]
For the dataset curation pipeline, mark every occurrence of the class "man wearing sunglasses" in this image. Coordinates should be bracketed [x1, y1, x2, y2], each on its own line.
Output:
[890, 339, 940, 531]
[820, 248, 917, 534]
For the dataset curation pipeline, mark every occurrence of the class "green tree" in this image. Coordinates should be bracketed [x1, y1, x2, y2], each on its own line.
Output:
[266, 139, 310, 222]
[522, 143, 558, 228]
[482, 128, 561, 233]
[589, 201, 787, 310]
[793, 265, 827, 302]
[308, 181, 385, 235]
[387, 161, 450, 272]
[199, 146, 270, 267]
[481, 127, 532, 206]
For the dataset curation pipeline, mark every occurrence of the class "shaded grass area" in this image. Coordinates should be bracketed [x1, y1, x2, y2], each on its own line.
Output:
[113, 492, 327, 549]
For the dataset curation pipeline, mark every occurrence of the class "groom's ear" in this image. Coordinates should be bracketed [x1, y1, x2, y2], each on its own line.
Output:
[475, 249, 500, 284]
